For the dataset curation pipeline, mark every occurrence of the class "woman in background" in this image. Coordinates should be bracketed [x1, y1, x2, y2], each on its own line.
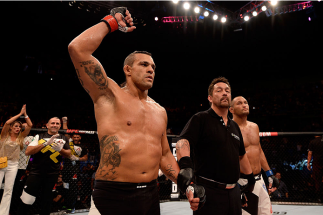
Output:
[0, 104, 33, 215]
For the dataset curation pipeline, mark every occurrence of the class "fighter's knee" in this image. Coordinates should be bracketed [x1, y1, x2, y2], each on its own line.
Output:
[20, 190, 36, 205]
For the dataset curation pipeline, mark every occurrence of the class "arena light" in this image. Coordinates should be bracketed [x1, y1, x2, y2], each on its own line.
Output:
[221, 17, 226, 23]
[252, 11, 258, 16]
[213, 14, 218, 20]
[244, 15, 250, 21]
[262, 5, 267, 11]
[155, 17, 158, 21]
[172, 0, 179, 4]
[204, 11, 209, 17]
[271, 0, 278, 6]
[183, 2, 190, 10]
[194, 7, 200, 13]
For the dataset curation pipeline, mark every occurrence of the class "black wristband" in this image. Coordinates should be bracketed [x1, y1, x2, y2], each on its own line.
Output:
[178, 156, 193, 169]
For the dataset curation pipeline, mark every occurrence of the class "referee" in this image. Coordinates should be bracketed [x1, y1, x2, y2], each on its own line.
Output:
[176, 77, 255, 215]
[17, 117, 71, 215]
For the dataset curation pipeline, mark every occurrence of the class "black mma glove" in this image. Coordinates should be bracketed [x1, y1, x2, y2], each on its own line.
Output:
[177, 156, 206, 210]
[266, 169, 280, 188]
[101, 7, 129, 33]
[177, 156, 194, 193]
[186, 184, 206, 209]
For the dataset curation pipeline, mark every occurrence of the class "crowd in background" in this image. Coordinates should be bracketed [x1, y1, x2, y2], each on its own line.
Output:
[0, 54, 322, 213]
[1, 55, 322, 134]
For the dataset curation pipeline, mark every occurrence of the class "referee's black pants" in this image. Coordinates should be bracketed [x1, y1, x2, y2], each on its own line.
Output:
[17, 174, 58, 215]
[194, 183, 242, 215]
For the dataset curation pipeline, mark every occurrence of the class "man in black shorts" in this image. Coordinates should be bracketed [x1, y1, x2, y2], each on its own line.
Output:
[68, 6, 205, 215]
[17, 117, 71, 215]
[176, 77, 255, 215]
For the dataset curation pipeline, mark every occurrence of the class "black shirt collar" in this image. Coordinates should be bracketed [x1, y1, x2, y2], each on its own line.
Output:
[207, 108, 232, 122]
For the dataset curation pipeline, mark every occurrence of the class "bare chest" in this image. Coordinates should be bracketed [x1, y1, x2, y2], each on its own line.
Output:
[240, 127, 260, 148]
[123, 104, 164, 129]
[96, 98, 166, 137]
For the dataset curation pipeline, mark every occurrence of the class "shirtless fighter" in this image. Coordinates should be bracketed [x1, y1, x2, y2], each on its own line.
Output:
[230, 96, 278, 215]
[68, 7, 204, 215]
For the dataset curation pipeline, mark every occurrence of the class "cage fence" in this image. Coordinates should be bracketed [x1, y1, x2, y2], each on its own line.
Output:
[1, 129, 322, 215]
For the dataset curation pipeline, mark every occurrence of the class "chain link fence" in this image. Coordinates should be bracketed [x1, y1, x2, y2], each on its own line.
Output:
[1, 129, 322, 215]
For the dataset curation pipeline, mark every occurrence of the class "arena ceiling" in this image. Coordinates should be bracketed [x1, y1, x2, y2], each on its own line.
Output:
[2, 1, 323, 96]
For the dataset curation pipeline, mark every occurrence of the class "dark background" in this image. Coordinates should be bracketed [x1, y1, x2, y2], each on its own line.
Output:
[1, 1, 323, 134]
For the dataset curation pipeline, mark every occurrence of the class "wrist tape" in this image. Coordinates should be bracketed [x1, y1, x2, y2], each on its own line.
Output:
[101, 15, 118, 33]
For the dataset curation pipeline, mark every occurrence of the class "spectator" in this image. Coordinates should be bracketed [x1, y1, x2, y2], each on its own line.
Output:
[10, 125, 33, 215]
[271, 172, 289, 199]
[52, 174, 67, 212]
[307, 135, 323, 202]
[17, 117, 71, 215]
[75, 180, 89, 210]
[62, 117, 88, 213]
[0, 104, 32, 215]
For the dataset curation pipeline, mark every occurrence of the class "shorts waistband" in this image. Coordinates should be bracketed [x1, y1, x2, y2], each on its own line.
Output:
[240, 172, 262, 181]
[197, 176, 236, 189]
[95, 179, 157, 190]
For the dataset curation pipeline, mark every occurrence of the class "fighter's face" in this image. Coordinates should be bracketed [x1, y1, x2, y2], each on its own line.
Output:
[231, 96, 249, 116]
[72, 134, 81, 144]
[46, 118, 61, 134]
[130, 54, 156, 90]
[208, 82, 231, 108]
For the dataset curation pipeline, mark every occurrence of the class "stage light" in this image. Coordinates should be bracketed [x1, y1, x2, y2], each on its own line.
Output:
[194, 7, 200, 13]
[183, 2, 190, 10]
[262, 6, 267, 11]
[204, 11, 209, 17]
[221, 17, 226, 23]
[213, 14, 218, 20]
[172, 0, 179, 4]
[155, 17, 158, 21]
[244, 15, 250, 21]
[252, 11, 258, 16]
[271, 0, 278, 6]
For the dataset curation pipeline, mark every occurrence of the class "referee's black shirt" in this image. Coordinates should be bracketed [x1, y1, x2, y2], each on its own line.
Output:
[179, 108, 246, 184]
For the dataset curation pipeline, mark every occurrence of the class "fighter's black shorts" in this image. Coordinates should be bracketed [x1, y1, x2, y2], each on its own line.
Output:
[92, 179, 160, 215]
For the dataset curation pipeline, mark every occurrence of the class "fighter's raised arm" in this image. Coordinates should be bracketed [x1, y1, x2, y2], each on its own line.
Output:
[68, 7, 136, 102]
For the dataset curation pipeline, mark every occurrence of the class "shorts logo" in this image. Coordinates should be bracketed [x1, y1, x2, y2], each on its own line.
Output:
[137, 185, 147, 189]
[231, 133, 240, 141]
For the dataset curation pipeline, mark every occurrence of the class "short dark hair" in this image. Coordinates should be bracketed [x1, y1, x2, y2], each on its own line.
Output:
[72, 133, 81, 138]
[208, 77, 231, 96]
[123, 51, 152, 67]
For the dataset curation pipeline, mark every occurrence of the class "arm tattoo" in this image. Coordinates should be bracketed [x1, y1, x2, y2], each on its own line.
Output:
[80, 61, 108, 90]
[96, 135, 121, 180]
[165, 164, 177, 181]
[176, 139, 190, 151]
[76, 69, 90, 94]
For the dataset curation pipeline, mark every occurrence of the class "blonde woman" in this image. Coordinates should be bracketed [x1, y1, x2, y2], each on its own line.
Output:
[0, 104, 32, 215]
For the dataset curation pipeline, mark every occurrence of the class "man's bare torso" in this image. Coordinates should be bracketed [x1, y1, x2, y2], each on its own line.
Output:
[94, 89, 167, 183]
[240, 121, 262, 174]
